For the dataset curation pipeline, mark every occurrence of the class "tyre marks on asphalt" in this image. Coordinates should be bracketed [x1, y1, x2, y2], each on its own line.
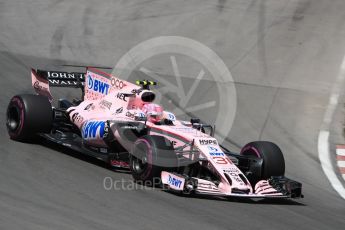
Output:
[336, 145, 345, 180]
[50, 26, 65, 58]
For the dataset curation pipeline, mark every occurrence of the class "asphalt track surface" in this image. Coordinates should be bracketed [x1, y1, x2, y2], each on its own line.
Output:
[1, 0, 345, 229]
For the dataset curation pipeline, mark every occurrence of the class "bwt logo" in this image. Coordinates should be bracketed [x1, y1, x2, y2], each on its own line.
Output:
[209, 152, 225, 156]
[88, 75, 110, 95]
[207, 146, 225, 156]
[168, 175, 183, 188]
[83, 121, 106, 139]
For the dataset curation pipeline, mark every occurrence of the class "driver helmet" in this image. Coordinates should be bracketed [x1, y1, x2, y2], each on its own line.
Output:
[142, 103, 163, 123]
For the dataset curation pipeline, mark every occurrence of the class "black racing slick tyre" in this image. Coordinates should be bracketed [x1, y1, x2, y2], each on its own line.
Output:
[130, 135, 178, 185]
[6, 94, 53, 141]
[240, 141, 285, 185]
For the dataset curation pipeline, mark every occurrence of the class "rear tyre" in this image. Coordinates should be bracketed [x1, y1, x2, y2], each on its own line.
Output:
[6, 94, 53, 141]
[130, 135, 178, 185]
[240, 141, 285, 185]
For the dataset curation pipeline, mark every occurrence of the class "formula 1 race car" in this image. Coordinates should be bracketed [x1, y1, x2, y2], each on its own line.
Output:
[6, 67, 303, 199]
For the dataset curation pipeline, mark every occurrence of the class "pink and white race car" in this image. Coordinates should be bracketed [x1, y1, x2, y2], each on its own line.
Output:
[6, 67, 303, 199]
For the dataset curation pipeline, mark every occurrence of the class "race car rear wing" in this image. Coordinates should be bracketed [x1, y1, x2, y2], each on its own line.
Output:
[36, 69, 85, 87]
[31, 67, 138, 101]
[31, 69, 85, 101]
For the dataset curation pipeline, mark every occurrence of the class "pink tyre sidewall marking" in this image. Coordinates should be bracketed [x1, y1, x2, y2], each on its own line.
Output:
[240, 145, 261, 158]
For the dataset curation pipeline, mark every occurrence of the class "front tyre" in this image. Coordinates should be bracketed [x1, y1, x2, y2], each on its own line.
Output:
[130, 135, 178, 185]
[240, 141, 285, 185]
[6, 94, 53, 141]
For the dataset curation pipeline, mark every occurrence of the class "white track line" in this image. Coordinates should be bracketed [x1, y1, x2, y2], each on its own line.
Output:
[318, 55, 345, 200]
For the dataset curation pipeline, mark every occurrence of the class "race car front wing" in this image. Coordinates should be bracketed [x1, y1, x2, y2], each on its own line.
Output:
[161, 171, 303, 199]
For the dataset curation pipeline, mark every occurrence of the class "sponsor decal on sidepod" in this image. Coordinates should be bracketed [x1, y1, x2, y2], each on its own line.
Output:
[99, 100, 112, 110]
[114, 107, 123, 114]
[117, 93, 128, 102]
[82, 121, 106, 139]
